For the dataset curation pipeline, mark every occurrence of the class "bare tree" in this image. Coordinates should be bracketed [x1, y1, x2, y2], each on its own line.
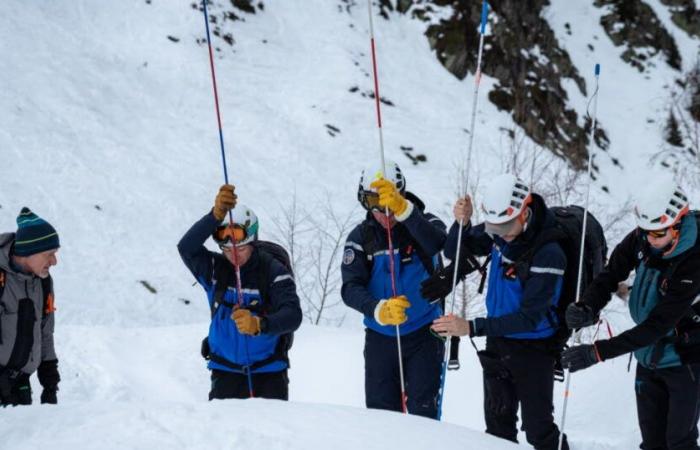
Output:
[306, 198, 358, 325]
[269, 192, 357, 326]
[653, 52, 700, 188]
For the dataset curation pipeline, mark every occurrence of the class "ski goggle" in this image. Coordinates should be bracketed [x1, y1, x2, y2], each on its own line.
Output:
[644, 228, 670, 239]
[214, 224, 248, 247]
[360, 191, 382, 211]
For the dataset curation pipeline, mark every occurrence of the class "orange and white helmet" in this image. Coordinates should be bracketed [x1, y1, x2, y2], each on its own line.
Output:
[634, 183, 689, 231]
[481, 174, 531, 225]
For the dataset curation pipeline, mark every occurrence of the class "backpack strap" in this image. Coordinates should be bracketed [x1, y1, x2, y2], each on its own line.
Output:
[255, 249, 273, 306]
[209, 339, 290, 373]
[360, 221, 437, 276]
[211, 257, 236, 318]
[476, 254, 492, 295]
[41, 276, 55, 317]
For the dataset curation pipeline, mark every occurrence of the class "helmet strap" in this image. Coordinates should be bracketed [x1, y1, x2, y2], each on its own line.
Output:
[518, 207, 531, 229]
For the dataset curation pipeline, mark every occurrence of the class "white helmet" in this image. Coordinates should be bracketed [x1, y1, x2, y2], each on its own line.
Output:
[357, 160, 406, 210]
[212, 204, 259, 247]
[634, 182, 689, 231]
[481, 174, 531, 224]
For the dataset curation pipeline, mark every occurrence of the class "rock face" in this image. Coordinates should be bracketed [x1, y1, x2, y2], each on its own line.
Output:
[660, 0, 700, 39]
[595, 0, 682, 72]
[372, 0, 700, 170]
[393, 0, 607, 170]
[194, 0, 699, 172]
[192, 0, 264, 48]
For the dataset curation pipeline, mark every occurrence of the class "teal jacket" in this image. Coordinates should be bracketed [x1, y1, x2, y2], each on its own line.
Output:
[629, 215, 697, 368]
[582, 212, 700, 367]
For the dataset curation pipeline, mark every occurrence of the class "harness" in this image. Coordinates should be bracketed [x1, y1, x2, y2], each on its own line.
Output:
[203, 250, 293, 372]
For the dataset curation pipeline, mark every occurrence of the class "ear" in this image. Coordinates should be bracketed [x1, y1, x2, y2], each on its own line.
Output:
[517, 207, 530, 225]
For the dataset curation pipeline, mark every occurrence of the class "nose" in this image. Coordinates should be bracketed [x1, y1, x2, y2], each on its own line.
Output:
[49, 254, 57, 266]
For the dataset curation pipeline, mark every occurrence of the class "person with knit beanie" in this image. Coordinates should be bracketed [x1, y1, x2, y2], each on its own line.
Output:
[0, 207, 61, 406]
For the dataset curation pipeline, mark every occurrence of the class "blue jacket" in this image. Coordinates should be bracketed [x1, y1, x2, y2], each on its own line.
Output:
[341, 194, 447, 336]
[177, 212, 302, 374]
[445, 194, 566, 339]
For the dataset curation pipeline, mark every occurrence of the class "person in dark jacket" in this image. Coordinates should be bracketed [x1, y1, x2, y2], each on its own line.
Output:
[0, 207, 60, 407]
[562, 182, 700, 450]
[429, 174, 568, 450]
[178, 185, 302, 401]
[341, 161, 447, 419]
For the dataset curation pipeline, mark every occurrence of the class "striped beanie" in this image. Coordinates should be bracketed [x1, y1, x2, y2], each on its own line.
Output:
[14, 207, 60, 257]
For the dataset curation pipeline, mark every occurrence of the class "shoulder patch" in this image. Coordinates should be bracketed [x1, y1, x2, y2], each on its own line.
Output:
[343, 248, 356, 265]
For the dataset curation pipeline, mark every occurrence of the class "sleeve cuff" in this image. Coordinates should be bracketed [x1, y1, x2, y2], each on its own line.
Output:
[210, 209, 225, 224]
[472, 318, 486, 337]
[593, 339, 611, 361]
[395, 200, 414, 222]
[374, 299, 388, 325]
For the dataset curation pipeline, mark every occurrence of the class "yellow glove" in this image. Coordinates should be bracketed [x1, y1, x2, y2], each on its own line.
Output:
[375, 295, 411, 326]
[213, 184, 238, 221]
[231, 308, 261, 336]
[370, 179, 409, 218]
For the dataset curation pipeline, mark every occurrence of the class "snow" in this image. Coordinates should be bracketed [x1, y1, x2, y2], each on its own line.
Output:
[0, 0, 697, 448]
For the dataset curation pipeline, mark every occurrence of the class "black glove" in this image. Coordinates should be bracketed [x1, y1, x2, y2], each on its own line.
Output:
[565, 303, 598, 329]
[421, 264, 456, 300]
[421, 255, 480, 300]
[37, 359, 60, 404]
[40, 387, 57, 405]
[561, 344, 600, 373]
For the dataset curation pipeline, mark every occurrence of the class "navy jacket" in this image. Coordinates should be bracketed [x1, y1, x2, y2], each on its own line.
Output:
[178, 212, 302, 373]
[445, 194, 566, 339]
[341, 193, 447, 336]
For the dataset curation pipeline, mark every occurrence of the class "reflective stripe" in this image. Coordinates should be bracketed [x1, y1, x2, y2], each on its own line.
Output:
[530, 266, 565, 276]
[345, 241, 364, 252]
[226, 287, 260, 295]
[273, 274, 294, 283]
[369, 249, 400, 260]
[500, 253, 514, 264]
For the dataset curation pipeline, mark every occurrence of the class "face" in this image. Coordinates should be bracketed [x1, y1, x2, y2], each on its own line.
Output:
[492, 210, 528, 242]
[499, 220, 524, 242]
[222, 244, 254, 266]
[645, 228, 675, 250]
[371, 210, 397, 229]
[15, 249, 58, 278]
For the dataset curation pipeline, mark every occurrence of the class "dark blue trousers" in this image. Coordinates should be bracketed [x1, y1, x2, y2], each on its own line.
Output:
[364, 325, 444, 419]
[636, 363, 700, 450]
[481, 337, 567, 450]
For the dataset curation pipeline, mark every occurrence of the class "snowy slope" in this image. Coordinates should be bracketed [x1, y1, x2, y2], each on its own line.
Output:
[1, 321, 637, 449]
[0, 0, 698, 449]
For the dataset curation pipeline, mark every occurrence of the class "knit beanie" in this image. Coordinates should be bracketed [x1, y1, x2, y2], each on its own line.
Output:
[14, 207, 60, 256]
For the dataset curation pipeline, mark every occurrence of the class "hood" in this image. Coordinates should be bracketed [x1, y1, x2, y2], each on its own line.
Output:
[664, 211, 699, 260]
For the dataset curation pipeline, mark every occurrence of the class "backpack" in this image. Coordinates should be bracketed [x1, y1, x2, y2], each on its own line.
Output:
[201, 240, 295, 372]
[490, 205, 608, 344]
